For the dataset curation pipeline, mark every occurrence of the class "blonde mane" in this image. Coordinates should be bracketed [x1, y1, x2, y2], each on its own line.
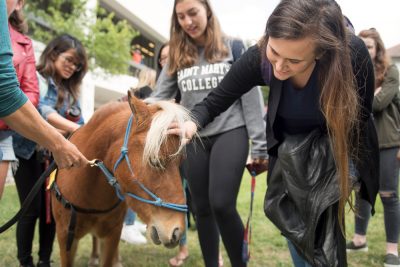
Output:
[143, 101, 192, 169]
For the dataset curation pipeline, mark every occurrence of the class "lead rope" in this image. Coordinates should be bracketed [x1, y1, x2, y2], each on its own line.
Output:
[242, 170, 256, 263]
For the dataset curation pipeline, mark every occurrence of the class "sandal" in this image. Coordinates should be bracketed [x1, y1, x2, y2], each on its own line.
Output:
[168, 253, 189, 267]
[218, 253, 224, 267]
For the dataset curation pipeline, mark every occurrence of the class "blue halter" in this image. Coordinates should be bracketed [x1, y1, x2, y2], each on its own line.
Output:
[91, 115, 188, 213]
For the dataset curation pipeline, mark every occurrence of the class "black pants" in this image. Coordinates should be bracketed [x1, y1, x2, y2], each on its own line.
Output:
[183, 127, 249, 267]
[14, 152, 55, 265]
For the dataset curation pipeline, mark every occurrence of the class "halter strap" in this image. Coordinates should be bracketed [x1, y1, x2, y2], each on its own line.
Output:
[91, 114, 188, 213]
[113, 115, 134, 174]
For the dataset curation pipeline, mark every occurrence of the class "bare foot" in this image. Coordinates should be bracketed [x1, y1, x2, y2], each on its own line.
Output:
[218, 253, 224, 267]
[169, 250, 189, 267]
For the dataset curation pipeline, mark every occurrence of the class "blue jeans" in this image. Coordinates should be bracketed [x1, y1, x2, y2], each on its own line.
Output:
[124, 208, 136, 225]
[287, 240, 312, 267]
[355, 147, 400, 243]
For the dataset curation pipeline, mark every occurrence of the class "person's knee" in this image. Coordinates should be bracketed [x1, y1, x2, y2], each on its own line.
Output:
[210, 198, 235, 218]
[380, 191, 399, 206]
[193, 202, 212, 218]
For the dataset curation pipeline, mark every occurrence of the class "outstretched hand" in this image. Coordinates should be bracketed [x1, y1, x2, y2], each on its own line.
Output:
[167, 120, 198, 144]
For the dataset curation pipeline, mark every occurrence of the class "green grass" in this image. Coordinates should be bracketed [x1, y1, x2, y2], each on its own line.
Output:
[0, 173, 388, 266]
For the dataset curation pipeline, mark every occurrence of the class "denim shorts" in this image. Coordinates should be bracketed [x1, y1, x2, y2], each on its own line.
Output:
[0, 136, 16, 161]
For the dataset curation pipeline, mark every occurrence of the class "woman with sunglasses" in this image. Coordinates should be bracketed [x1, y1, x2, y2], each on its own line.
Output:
[13, 34, 88, 267]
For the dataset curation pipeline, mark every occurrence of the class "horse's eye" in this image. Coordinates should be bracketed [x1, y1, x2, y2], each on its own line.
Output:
[149, 158, 166, 170]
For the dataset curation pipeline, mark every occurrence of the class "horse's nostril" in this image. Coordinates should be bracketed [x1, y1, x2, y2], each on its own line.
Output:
[171, 227, 180, 243]
[151, 226, 161, 245]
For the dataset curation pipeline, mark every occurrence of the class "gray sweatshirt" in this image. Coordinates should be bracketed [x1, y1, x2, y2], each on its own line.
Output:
[149, 38, 267, 159]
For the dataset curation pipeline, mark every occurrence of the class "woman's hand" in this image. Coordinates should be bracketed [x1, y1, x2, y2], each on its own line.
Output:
[167, 120, 197, 144]
[397, 148, 400, 161]
[246, 157, 269, 175]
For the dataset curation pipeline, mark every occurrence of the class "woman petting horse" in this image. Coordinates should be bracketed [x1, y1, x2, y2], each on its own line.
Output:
[52, 93, 190, 267]
[14, 34, 88, 267]
[170, 0, 379, 266]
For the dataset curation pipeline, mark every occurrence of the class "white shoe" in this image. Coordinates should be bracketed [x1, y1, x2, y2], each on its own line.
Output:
[120, 224, 147, 245]
[133, 221, 147, 234]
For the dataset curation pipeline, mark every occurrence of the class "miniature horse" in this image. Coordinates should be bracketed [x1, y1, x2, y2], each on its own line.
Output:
[51, 93, 190, 267]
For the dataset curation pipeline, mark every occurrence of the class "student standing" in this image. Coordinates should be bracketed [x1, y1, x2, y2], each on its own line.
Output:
[347, 28, 400, 267]
[149, 1, 267, 266]
[14, 34, 88, 267]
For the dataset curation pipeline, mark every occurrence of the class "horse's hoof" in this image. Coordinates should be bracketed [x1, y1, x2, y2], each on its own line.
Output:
[88, 257, 99, 266]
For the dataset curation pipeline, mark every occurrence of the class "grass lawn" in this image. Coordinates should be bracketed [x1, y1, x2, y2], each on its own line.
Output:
[0, 171, 387, 266]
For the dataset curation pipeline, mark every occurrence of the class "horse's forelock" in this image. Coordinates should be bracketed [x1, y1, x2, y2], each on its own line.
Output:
[143, 101, 192, 169]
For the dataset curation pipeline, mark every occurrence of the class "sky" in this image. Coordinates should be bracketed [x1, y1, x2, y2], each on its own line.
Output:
[124, 0, 400, 48]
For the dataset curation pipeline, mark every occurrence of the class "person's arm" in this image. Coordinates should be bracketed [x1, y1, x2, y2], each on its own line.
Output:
[233, 40, 268, 160]
[191, 45, 267, 128]
[47, 112, 80, 133]
[240, 87, 268, 159]
[2, 101, 87, 168]
[169, 45, 268, 140]
[37, 80, 81, 132]
[372, 64, 399, 112]
[0, 0, 27, 117]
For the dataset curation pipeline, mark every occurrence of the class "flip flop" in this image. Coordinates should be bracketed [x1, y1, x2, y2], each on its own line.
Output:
[168, 253, 189, 267]
[218, 253, 224, 267]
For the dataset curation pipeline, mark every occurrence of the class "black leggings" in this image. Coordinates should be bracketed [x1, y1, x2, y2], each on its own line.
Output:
[14, 152, 55, 265]
[183, 127, 249, 267]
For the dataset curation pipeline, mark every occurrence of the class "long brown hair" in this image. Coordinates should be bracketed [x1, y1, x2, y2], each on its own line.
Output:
[168, 0, 228, 75]
[259, 0, 359, 229]
[37, 34, 88, 109]
[8, 0, 28, 34]
[358, 28, 390, 88]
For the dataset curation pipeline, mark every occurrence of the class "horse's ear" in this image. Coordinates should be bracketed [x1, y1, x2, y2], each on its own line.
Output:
[127, 91, 150, 127]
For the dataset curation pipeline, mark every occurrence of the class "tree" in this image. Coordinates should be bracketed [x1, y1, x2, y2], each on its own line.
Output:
[25, 0, 139, 74]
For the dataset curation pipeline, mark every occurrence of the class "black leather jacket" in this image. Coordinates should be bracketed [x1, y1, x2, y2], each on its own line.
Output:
[264, 129, 347, 266]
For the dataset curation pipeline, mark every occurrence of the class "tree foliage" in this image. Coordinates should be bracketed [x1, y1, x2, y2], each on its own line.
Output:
[25, 0, 138, 74]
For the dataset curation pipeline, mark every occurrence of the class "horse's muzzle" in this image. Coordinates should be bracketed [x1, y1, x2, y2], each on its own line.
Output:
[150, 225, 182, 248]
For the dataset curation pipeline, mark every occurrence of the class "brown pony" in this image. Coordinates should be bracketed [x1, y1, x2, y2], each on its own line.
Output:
[51, 93, 190, 267]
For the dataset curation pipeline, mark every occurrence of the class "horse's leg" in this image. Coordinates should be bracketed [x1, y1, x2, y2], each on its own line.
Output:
[99, 231, 123, 267]
[57, 233, 79, 267]
[88, 235, 100, 266]
[112, 248, 123, 267]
